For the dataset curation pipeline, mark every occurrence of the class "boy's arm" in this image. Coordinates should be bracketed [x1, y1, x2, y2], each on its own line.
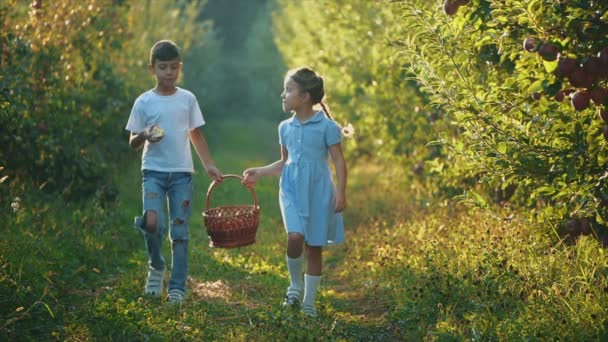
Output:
[129, 131, 146, 150]
[189, 127, 222, 181]
[329, 143, 347, 212]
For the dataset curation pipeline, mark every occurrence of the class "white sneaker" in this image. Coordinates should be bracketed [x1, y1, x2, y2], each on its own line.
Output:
[144, 268, 164, 297]
[301, 303, 317, 317]
[282, 293, 300, 308]
[167, 289, 186, 305]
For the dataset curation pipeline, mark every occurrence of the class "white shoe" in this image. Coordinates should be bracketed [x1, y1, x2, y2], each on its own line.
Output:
[167, 288, 186, 305]
[144, 268, 164, 297]
[282, 293, 300, 308]
[301, 304, 317, 317]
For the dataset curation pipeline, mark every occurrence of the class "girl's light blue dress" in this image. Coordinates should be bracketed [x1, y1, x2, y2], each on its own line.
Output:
[278, 111, 345, 246]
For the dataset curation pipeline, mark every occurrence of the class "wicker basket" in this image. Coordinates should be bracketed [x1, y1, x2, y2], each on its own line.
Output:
[202, 174, 260, 248]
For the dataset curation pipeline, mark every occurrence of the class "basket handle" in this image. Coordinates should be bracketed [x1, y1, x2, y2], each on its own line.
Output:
[205, 174, 259, 211]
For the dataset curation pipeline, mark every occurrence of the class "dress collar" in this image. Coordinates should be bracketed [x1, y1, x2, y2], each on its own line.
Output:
[289, 111, 325, 126]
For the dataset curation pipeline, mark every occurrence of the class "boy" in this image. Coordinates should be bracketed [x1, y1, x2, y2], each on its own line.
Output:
[126, 40, 222, 304]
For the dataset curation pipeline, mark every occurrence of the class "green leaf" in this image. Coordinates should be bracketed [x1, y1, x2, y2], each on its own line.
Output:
[537, 186, 556, 195]
[596, 211, 605, 224]
[517, 16, 529, 25]
[527, 80, 544, 93]
[494, 15, 508, 24]
[543, 59, 558, 73]
[497, 142, 507, 154]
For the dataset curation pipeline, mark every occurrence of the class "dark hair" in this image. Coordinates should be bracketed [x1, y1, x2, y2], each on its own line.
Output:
[287, 67, 334, 120]
[150, 40, 180, 65]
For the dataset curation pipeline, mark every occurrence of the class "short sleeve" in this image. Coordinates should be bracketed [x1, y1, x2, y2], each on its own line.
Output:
[189, 96, 205, 129]
[324, 120, 342, 147]
[125, 98, 144, 133]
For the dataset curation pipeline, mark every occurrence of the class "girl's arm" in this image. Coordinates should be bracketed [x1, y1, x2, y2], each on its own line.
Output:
[189, 127, 223, 181]
[329, 143, 347, 212]
[243, 146, 288, 186]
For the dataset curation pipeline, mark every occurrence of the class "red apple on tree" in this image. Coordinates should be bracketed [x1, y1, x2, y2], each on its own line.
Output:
[598, 47, 608, 66]
[571, 90, 590, 111]
[443, 0, 460, 16]
[556, 55, 577, 77]
[564, 219, 580, 235]
[600, 234, 608, 248]
[590, 87, 608, 106]
[538, 43, 558, 61]
[523, 37, 540, 53]
[600, 108, 608, 123]
[569, 68, 594, 89]
[582, 56, 601, 74]
[579, 219, 591, 235]
[531, 92, 542, 101]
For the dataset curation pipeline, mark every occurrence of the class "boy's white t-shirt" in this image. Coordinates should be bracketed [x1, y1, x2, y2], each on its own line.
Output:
[125, 87, 205, 173]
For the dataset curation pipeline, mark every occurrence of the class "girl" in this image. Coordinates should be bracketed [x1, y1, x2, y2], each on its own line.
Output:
[243, 67, 347, 317]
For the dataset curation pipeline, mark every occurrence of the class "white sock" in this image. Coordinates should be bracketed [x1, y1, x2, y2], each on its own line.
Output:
[302, 274, 321, 307]
[286, 254, 304, 295]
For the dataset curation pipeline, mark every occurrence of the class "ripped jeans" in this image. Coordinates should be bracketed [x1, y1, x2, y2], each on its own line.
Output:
[134, 170, 192, 292]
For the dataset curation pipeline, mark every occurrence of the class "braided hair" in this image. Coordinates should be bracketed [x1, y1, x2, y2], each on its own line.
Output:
[287, 67, 334, 121]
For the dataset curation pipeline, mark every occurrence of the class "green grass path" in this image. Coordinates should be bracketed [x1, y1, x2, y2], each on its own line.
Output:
[4, 119, 607, 341]
[83, 118, 390, 340]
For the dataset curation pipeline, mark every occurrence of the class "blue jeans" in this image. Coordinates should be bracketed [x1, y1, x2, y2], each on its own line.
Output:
[133, 170, 192, 292]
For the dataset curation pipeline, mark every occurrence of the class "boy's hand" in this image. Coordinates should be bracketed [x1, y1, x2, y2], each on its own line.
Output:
[206, 165, 223, 182]
[242, 168, 259, 188]
[334, 191, 346, 213]
[144, 124, 164, 143]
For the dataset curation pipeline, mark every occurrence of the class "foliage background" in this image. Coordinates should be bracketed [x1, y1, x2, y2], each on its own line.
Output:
[274, 0, 608, 238]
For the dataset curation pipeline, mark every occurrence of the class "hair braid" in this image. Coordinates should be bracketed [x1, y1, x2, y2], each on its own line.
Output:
[319, 101, 334, 121]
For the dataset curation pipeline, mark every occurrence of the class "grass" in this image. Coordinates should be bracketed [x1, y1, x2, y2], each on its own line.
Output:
[1, 118, 608, 340]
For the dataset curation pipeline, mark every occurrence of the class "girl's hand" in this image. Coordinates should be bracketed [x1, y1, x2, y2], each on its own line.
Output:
[334, 191, 346, 213]
[206, 165, 223, 182]
[242, 168, 260, 188]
